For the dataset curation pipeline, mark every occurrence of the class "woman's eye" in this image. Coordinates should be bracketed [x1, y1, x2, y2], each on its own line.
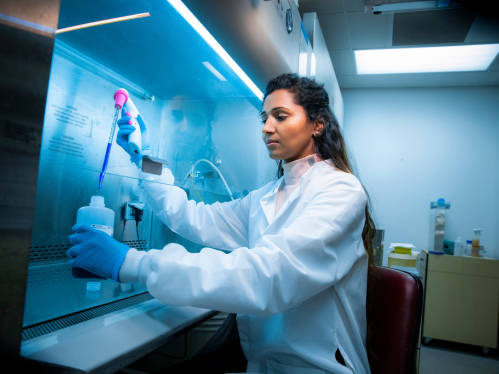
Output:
[277, 115, 287, 121]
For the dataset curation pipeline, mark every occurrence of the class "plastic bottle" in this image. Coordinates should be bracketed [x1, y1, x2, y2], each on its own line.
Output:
[429, 198, 450, 255]
[77, 196, 115, 237]
[471, 229, 482, 258]
[454, 237, 464, 257]
[76, 196, 115, 287]
[465, 240, 472, 256]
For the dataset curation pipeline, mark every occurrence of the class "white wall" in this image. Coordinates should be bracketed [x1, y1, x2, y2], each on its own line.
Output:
[343, 87, 499, 263]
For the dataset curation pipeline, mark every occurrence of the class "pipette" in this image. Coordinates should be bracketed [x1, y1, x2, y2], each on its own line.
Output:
[98, 88, 129, 189]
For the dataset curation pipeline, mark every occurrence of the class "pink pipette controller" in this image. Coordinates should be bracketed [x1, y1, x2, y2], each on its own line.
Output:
[113, 88, 129, 109]
[113, 88, 142, 155]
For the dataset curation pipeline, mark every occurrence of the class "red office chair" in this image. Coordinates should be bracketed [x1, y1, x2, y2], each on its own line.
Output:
[367, 266, 424, 374]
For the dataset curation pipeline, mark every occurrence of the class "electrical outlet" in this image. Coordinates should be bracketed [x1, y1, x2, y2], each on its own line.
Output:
[125, 202, 136, 220]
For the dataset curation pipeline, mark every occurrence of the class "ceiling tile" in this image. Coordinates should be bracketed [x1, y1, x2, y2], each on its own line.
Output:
[355, 71, 484, 88]
[318, 13, 350, 50]
[330, 49, 356, 75]
[347, 13, 389, 49]
[468, 14, 499, 43]
[479, 71, 499, 86]
[393, 9, 476, 46]
[337, 75, 357, 88]
[298, 0, 343, 15]
[345, 0, 366, 13]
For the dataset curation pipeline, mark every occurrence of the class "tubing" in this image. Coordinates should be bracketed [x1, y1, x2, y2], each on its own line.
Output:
[186, 159, 234, 201]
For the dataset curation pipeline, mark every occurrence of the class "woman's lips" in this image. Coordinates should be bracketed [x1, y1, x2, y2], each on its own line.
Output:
[267, 140, 278, 147]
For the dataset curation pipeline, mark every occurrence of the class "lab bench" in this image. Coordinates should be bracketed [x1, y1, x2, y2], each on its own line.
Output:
[419, 250, 499, 352]
[21, 262, 218, 373]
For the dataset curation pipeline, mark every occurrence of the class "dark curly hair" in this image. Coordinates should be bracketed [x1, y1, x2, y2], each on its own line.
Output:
[263, 73, 378, 359]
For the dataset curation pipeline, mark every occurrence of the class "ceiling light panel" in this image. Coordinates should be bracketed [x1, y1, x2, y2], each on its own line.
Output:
[355, 44, 499, 74]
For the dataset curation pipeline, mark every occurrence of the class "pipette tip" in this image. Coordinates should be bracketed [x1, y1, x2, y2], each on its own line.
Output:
[98, 172, 104, 190]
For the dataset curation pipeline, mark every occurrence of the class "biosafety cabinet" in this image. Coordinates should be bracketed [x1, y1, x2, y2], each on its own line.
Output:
[0, 0, 340, 370]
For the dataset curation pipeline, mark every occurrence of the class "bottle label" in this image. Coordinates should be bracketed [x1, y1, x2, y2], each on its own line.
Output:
[91, 224, 113, 237]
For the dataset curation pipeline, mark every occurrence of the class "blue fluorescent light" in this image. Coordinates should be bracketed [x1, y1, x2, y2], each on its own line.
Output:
[355, 44, 499, 75]
[167, 0, 264, 100]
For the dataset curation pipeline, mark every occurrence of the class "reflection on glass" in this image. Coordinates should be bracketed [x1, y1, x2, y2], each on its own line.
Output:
[24, 0, 271, 330]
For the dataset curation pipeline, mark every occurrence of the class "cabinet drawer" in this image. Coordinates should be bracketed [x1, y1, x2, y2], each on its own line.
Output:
[423, 271, 499, 348]
[427, 253, 499, 277]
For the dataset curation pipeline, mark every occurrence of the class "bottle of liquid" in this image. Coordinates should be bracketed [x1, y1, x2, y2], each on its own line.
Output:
[76, 196, 115, 287]
[429, 198, 450, 255]
[454, 237, 464, 257]
[77, 196, 115, 237]
[471, 229, 482, 258]
[465, 240, 472, 256]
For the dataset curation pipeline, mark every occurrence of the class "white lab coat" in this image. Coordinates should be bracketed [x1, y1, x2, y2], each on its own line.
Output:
[120, 160, 371, 374]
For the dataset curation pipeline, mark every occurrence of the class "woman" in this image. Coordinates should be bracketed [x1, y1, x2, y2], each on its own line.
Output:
[67, 74, 376, 374]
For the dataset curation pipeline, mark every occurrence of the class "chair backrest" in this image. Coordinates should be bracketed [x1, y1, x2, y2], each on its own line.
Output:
[367, 266, 423, 374]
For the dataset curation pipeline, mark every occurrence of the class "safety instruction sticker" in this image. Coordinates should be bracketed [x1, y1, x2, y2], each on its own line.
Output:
[91, 224, 113, 237]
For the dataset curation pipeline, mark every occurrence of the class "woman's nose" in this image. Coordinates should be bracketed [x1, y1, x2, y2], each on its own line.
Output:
[262, 118, 275, 135]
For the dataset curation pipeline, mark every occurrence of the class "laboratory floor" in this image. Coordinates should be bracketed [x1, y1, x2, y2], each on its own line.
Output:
[419, 339, 499, 374]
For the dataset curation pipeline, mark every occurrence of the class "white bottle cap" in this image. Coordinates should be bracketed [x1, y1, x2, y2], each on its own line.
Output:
[90, 195, 105, 206]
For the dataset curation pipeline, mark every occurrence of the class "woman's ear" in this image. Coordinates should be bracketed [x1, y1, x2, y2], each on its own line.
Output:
[314, 116, 325, 136]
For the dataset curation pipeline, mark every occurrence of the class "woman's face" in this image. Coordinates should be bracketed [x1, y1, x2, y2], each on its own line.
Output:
[261, 89, 322, 163]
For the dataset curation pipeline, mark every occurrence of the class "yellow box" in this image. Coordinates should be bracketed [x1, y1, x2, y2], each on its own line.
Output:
[394, 246, 412, 255]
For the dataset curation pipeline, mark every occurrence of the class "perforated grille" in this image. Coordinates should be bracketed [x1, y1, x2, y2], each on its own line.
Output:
[29, 239, 148, 263]
[30, 244, 72, 262]
[22, 292, 154, 341]
[122, 239, 148, 251]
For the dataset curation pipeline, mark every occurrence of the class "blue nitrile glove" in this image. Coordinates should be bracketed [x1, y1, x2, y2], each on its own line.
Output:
[116, 105, 151, 163]
[67, 224, 129, 282]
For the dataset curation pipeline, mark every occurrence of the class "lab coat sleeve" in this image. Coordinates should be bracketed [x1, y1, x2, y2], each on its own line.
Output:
[121, 173, 367, 316]
[138, 167, 251, 250]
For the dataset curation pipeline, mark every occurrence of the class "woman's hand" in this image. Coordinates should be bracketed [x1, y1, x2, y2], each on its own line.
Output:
[67, 224, 130, 282]
[116, 104, 151, 163]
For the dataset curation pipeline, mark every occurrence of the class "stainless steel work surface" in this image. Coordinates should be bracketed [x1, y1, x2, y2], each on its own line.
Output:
[21, 297, 218, 373]
[23, 262, 148, 327]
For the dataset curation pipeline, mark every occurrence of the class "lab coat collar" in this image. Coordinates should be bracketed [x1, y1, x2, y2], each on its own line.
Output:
[283, 153, 323, 186]
[259, 160, 331, 223]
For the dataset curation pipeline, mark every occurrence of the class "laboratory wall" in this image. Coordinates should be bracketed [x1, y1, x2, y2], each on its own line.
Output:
[342, 86, 499, 262]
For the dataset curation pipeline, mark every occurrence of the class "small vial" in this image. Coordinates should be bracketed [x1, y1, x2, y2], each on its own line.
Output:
[87, 282, 101, 291]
